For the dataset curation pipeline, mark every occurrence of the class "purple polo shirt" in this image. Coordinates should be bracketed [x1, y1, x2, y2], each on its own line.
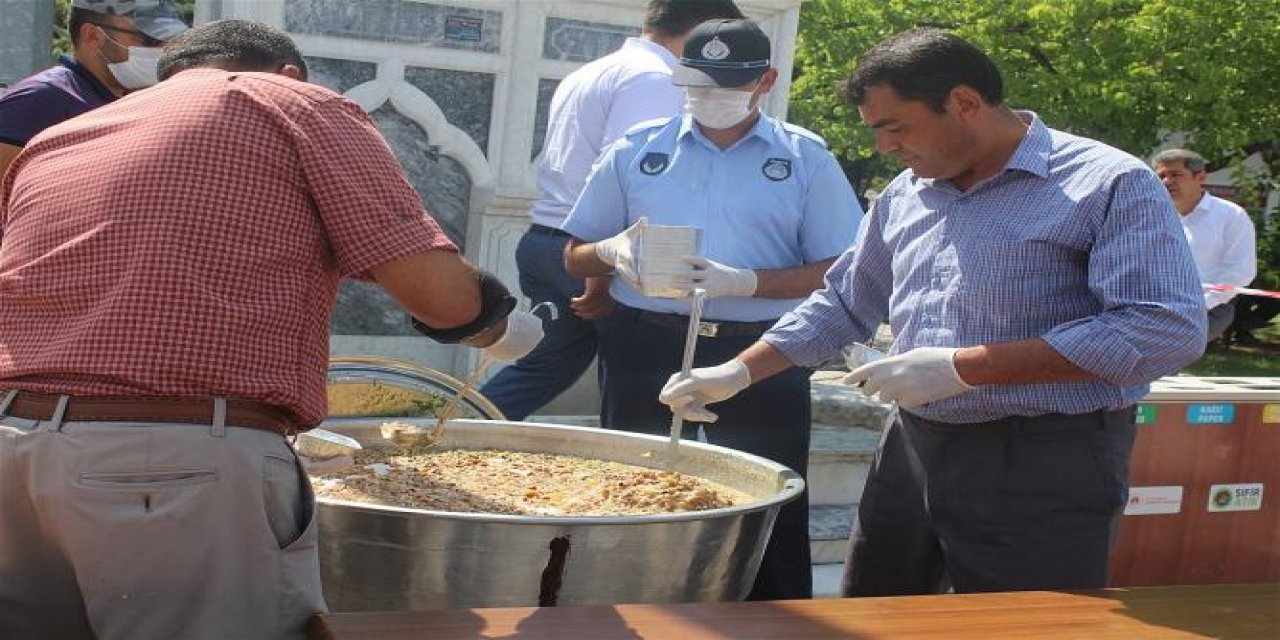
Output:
[0, 55, 116, 147]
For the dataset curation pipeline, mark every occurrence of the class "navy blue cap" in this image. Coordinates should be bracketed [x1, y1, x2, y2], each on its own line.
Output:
[674, 19, 771, 88]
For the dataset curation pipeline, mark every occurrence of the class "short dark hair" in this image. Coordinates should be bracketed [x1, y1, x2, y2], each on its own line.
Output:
[841, 28, 1003, 114]
[68, 7, 94, 46]
[157, 20, 307, 82]
[643, 0, 745, 39]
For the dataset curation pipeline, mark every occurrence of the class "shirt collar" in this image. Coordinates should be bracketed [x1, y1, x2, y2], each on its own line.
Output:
[677, 112, 775, 149]
[622, 37, 679, 68]
[60, 54, 117, 103]
[921, 109, 1051, 193]
[1187, 191, 1212, 218]
[1004, 110, 1051, 178]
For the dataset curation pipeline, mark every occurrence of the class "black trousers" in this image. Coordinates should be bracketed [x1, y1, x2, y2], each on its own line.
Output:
[844, 407, 1137, 596]
[597, 308, 813, 600]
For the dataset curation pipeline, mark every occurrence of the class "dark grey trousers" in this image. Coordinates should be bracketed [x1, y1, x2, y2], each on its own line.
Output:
[843, 407, 1137, 596]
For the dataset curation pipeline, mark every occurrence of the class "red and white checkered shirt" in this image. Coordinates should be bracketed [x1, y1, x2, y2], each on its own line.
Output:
[0, 69, 456, 428]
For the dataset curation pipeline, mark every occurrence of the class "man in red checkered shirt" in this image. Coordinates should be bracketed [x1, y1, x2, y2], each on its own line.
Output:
[0, 21, 541, 640]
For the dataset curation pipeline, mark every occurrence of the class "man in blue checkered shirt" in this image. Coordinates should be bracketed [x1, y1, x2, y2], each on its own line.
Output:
[660, 29, 1206, 595]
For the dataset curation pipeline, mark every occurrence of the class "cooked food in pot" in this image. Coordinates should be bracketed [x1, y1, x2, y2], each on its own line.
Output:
[311, 445, 753, 516]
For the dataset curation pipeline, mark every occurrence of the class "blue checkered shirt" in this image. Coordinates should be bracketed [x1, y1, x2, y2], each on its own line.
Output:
[764, 113, 1206, 423]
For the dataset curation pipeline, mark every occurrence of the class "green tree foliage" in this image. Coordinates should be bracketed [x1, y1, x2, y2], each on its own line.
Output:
[792, 0, 1280, 286]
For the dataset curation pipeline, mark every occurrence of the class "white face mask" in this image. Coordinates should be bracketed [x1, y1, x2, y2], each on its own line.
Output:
[686, 85, 757, 129]
[98, 28, 162, 89]
[108, 45, 163, 89]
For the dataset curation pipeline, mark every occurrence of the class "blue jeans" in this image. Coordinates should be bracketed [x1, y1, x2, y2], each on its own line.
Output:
[479, 227, 600, 420]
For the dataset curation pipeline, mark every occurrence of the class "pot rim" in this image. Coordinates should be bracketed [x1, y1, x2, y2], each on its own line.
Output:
[312, 418, 806, 525]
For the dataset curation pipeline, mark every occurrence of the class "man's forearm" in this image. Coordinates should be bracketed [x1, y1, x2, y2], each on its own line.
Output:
[954, 338, 1098, 386]
[735, 341, 796, 384]
[753, 258, 836, 299]
[564, 238, 613, 278]
[372, 249, 481, 329]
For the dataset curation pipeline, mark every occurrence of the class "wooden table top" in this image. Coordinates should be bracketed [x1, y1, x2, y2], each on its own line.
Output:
[309, 582, 1280, 639]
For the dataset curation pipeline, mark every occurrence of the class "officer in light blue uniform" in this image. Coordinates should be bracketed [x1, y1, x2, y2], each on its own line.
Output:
[562, 19, 863, 601]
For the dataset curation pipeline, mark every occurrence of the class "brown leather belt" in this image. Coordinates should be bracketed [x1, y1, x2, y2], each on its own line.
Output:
[0, 390, 295, 436]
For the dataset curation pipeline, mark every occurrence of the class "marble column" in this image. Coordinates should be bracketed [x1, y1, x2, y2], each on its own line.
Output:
[0, 0, 54, 88]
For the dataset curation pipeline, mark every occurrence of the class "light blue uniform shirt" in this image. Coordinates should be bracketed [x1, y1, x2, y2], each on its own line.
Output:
[562, 113, 863, 322]
[764, 113, 1206, 423]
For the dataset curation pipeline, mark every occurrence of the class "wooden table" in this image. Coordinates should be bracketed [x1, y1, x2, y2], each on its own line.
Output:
[309, 582, 1279, 639]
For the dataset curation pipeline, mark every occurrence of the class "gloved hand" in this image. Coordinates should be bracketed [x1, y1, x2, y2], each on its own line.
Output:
[658, 360, 752, 423]
[670, 256, 757, 298]
[593, 218, 646, 287]
[842, 347, 973, 408]
[483, 309, 544, 362]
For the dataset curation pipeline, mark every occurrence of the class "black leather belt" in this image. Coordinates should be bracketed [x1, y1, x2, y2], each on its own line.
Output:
[634, 309, 775, 338]
[528, 224, 571, 238]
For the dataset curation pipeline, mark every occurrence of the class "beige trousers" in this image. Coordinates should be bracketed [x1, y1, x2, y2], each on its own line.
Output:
[0, 413, 326, 640]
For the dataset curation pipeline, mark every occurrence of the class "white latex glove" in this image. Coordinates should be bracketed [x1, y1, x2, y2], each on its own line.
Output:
[484, 309, 544, 362]
[670, 256, 757, 298]
[658, 360, 752, 423]
[594, 217, 646, 287]
[842, 347, 973, 409]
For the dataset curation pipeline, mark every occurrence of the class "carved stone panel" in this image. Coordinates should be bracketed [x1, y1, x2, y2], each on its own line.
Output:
[304, 57, 377, 95]
[286, 0, 501, 52]
[403, 67, 495, 155]
[542, 17, 637, 62]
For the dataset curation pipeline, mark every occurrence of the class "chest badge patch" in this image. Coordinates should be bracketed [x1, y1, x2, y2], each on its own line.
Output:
[640, 152, 670, 176]
[762, 158, 792, 181]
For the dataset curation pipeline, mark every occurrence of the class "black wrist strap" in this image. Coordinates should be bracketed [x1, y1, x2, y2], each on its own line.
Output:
[410, 270, 517, 343]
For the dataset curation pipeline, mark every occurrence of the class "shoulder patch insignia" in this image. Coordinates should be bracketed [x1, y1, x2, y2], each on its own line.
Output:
[640, 152, 670, 176]
[762, 158, 792, 181]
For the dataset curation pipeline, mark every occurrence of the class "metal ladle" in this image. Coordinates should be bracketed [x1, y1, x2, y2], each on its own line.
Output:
[665, 288, 707, 470]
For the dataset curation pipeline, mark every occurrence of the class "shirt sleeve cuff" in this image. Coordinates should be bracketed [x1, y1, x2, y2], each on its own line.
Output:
[1042, 319, 1142, 385]
[339, 218, 458, 281]
[762, 321, 840, 369]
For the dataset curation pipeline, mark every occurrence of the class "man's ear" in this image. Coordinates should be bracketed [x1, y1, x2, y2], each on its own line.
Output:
[758, 68, 780, 93]
[77, 22, 106, 49]
[277, 64, 303, 81]
[947, 85, 984, 120]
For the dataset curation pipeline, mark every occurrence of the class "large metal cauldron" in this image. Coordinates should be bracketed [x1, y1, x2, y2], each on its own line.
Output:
[315, 417, 804, 611]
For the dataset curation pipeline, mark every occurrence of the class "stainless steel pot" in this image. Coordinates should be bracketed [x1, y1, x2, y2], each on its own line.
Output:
[314, 417, 805, 611]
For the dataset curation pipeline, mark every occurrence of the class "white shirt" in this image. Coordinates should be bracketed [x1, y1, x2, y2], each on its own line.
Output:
[530, 37, 685, 228]
[1180, 192, 1257, 308]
